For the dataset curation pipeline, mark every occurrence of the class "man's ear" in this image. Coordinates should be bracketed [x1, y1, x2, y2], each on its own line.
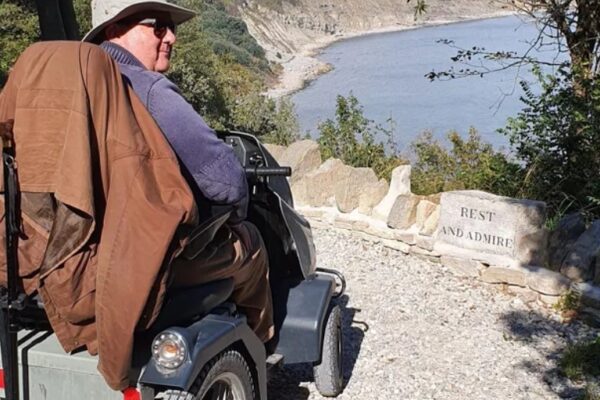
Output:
[104, 24, 125, 40]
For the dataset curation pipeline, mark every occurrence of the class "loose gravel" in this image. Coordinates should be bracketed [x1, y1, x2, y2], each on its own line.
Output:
[267, 226, 600, 400]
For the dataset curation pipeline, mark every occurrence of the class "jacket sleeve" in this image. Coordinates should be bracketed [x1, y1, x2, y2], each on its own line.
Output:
[146, 77, 248, 221]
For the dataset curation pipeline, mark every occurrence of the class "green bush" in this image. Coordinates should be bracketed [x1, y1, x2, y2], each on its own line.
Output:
[560, 337, 600, 381]
[176, 0, 268, 72]
[500, 67, 600, 219]
[410, 129, 523, 196]
[0, 0, 298, 146]
[0, 1, 39, 86]
[317, 94, 405, 181]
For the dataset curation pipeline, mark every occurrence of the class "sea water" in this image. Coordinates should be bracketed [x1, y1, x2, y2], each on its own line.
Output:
[291, 15, 564, 152]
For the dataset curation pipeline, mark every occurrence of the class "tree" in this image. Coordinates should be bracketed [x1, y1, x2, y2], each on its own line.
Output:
[425, 2, 599, 87]
[510, 1, 599, 99]
[422, 1, 600, 217]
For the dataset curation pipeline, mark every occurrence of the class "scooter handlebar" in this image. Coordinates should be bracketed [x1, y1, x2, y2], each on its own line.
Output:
[245, 166, 292, 178]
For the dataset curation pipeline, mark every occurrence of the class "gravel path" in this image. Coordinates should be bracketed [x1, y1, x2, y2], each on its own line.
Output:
[268, 226, 599, 400]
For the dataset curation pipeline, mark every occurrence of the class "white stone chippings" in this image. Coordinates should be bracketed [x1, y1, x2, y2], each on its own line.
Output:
[267, 227, 598, 399]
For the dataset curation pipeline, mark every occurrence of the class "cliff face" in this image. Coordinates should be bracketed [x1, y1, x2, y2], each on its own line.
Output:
[237, 0, 511, 58]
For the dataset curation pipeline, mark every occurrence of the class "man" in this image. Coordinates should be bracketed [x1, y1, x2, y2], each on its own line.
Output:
[83, 0, 274, 344]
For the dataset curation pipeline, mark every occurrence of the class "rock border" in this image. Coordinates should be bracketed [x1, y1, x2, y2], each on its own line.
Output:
[265, 140, 600, 312]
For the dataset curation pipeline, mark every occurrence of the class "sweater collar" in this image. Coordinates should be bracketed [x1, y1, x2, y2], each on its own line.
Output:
[100, 42, 146, 69]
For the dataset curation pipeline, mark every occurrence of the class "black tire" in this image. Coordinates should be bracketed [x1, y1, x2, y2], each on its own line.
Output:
[313, 304, 343, 397]
[159, 349, 256, 400]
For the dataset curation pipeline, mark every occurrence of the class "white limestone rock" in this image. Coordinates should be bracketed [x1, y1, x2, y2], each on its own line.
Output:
[480, 266, 527, 287]
[574, 282, 600, 309]
[420, 205, 440, 237]
[441, 255, 482, 278]
[279, 139, 322, 183]
[291, 158, 348, 207]
[335, 166, 383, 213]
[372, 165, 412, 221]
[387, 194, 422, 230]
[547, 213, 586, 271]
[262, 143, 287, 163]
[525, 266, 570, 296]
[382, 239, 411, 254]
[561, 220, 600, 282]
[358, 178, 389, 215]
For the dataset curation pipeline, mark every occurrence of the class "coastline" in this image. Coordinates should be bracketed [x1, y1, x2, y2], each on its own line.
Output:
[266, 10, 518, 98]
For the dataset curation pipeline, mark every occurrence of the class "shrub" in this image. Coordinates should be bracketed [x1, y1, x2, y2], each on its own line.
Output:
[317, 94, 405, 181]
[501, 67, 600, 219]
[0, 1, 39, 86]
[560, 337, 600, 381]
[410, 129, 523, 196]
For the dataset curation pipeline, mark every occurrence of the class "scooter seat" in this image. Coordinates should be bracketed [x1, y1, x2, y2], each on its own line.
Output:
[150, 278, 234, 331]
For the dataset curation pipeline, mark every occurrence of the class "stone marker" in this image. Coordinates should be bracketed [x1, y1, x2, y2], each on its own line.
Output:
[372, 165, 412, 221]
[387, 194, 421, 230]
[278, 140, 321, 183]
[561, 220, 600, 282]
[434, 190, 546, 268]
[547, 213, 586, 271]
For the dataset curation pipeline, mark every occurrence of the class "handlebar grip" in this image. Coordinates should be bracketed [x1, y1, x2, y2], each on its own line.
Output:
[245, 166, 292, 177]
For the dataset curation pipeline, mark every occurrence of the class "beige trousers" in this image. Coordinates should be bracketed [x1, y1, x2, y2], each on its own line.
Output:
[170, 222, 274, 343]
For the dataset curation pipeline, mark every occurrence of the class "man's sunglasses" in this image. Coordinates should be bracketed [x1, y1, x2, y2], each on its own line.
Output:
[137, 17, 176, 37]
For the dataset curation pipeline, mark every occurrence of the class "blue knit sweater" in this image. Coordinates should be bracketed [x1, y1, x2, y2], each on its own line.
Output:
[100, 41, 248, 222]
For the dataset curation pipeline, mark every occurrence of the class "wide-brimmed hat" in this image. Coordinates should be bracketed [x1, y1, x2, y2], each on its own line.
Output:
[83, 0, 196, 43]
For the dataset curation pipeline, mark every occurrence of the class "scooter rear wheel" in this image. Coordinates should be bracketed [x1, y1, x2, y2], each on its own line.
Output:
[160, 349, 256, 400]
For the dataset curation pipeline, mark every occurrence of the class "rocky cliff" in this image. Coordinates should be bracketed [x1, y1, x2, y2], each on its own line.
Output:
[234, 0, 512, 95]
[238, 0, 511, 58]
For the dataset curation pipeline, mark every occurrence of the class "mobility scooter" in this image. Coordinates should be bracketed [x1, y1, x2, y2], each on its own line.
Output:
[0, 127, 346, 400]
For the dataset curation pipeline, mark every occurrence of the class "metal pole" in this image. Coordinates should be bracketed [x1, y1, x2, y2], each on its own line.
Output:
[34, 0, 81, 40]
[2, 133, 21, 400]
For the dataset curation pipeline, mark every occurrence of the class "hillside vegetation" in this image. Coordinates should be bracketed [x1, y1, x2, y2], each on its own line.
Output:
[0, 0, 299, 144]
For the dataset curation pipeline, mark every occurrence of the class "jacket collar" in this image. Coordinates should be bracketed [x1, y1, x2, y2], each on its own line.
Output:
[100, 41, 146, 69]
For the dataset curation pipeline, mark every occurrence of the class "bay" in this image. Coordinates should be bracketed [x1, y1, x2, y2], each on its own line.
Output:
[291, 15, 563, 152]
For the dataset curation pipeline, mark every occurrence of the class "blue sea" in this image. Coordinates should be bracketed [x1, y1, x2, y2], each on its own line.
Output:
[291, 15, 565, 152]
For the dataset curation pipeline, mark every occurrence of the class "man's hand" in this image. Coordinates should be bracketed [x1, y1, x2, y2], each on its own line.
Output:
[230, 222, 253, 253]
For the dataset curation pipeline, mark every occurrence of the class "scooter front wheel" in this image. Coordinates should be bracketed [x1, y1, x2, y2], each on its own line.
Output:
[313, 304, 344, 397]
[160, 349, 256, 400]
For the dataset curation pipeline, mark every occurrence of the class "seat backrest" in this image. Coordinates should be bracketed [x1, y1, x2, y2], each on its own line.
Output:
[150, 278, 234, 332]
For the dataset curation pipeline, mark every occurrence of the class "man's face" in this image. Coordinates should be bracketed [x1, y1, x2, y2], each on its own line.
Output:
[108, 13, 177, 73]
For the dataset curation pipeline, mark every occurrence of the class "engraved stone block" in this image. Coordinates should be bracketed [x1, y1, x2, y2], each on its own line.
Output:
[434, 190, 546, 267]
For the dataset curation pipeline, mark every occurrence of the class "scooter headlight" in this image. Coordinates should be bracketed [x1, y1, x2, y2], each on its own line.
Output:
[152, 330, 187, 370]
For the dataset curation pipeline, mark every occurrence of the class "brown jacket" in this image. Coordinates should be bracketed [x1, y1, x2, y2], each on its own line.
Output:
[0, 42, 197, 390]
